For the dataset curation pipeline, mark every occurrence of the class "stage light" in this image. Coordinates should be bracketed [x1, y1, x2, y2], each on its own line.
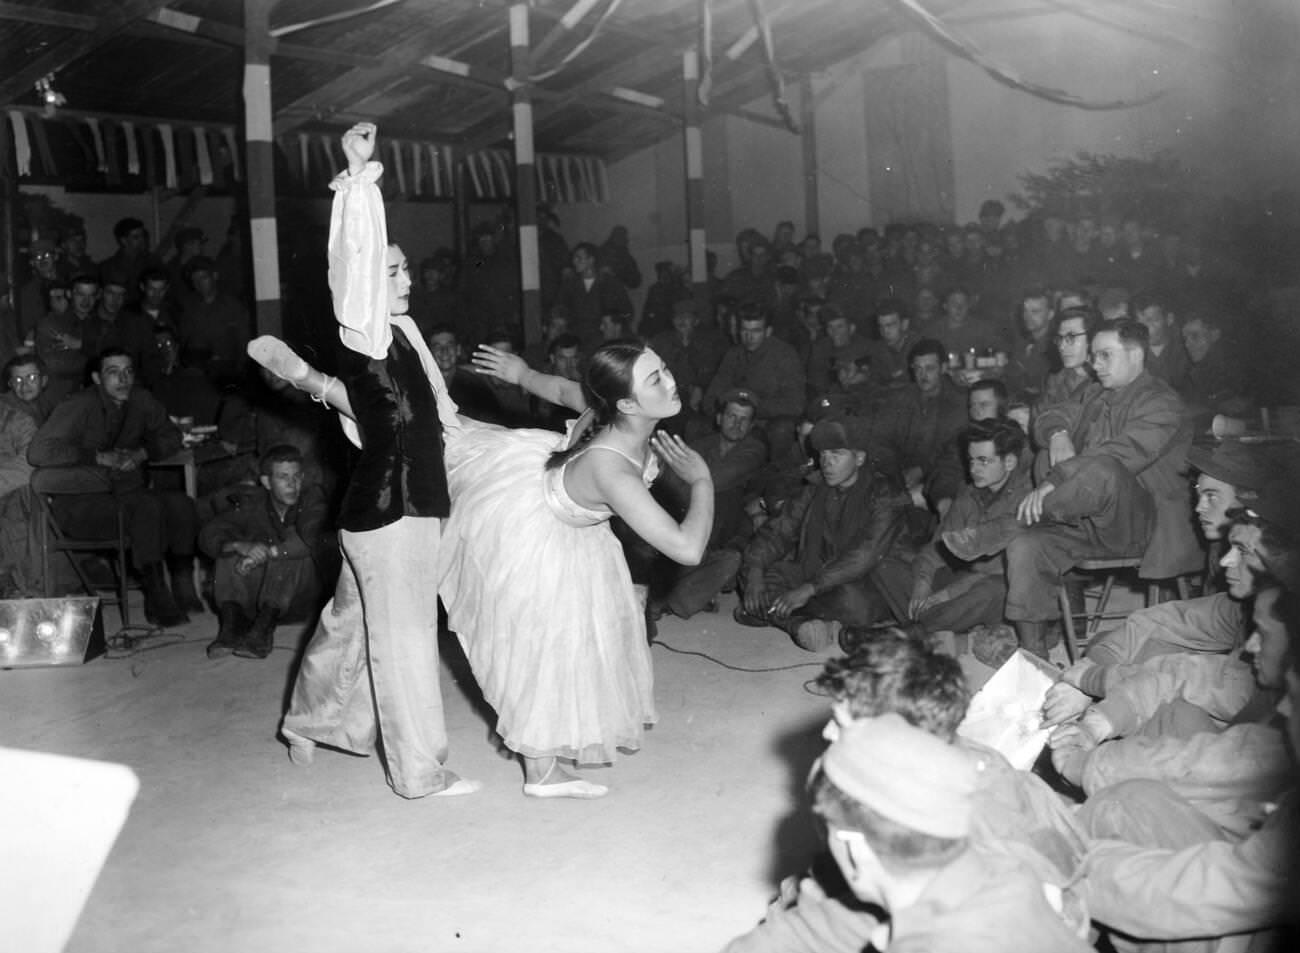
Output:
[35, 72, 66, 117]
[0, 599, 104, 669]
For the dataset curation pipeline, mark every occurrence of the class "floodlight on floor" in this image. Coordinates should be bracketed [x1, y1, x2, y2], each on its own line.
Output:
[0, 598, 105, 669]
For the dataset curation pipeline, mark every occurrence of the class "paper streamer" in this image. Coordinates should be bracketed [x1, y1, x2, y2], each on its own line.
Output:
[223, 127, 241, 182]
[99, 119, 118, 184]
[470, 151, 486, 197]
[158, 123, 177, 188]
[122, 121, 140, 174]
[411, 141, 422, 195]
[889, 0, 1165, 111]
[428, 144, 442, 196]
[194, 127, 213, 185]
[86, 117, 107, 172]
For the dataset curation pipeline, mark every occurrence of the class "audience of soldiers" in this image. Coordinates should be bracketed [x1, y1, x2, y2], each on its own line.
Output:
[1, 199, 1297, 951]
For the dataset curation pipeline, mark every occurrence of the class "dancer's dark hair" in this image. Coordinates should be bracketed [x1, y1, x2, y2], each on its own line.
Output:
[545, 340, 647, 471]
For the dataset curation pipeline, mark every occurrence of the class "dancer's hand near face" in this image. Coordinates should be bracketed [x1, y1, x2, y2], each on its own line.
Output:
[651, 432, 711, 487]
[342, 122, 377, 174]
[472, 345, 529, 386]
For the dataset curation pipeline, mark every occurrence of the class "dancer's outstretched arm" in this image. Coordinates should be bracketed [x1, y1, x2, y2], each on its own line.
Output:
[471, 345, 586, 412]
[248, 336, 354, 419]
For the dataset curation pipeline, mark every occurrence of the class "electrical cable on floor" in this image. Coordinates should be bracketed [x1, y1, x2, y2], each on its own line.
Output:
[651, 638, 825, 673]
[104, 624, 189, 657]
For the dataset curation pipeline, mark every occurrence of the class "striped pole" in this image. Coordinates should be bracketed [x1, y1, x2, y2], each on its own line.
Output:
[509, 3, 542, 348]
[243, 0, 281, 336]
[682, 48, 709, 317]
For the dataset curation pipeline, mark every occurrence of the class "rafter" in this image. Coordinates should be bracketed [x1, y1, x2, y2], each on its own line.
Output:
[0, 0, 166, 104]
[456, 42, 679, 154]
[271, 25, 479, 135]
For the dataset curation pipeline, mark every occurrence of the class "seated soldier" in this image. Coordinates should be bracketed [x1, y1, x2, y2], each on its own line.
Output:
[1049, 573, 1293, 844]
[198, 445, 328, 660]
[925, 378, 1013, 515]
[904, 418, 1030, 636]
[724, 632, 1090, 953]
[863, 298, 917, 394]
[933, 286, 1012, 376]
[426, 323, 506, 425]
[1004, 286, 1058, 401]
[649, 388, 768, 620]
[945, 319, 1198, 658]
[1042, 440, 1274, 726]
[804, 304, 871, 399]
[648, 298, 726, 436]
[1177, 309, 1252, 424]
[1075, 647, 1298, 953]
[810, 714, 1090, 953]
[875, 337, 968, 513]
[703, 303, 807, 462]
[1131, 291, 1187, 388]
[477, 329, 535, 427]
[733, 416, 911, 650]
[0, 390, 37, 594]
[27, 347, 199, 626]
[535, 332, 584, 431]
[1036, 305, 1098, 409]
[36, 272, 98, 401]
[79, 277, 157, 388]
[2, 353, 59, 426]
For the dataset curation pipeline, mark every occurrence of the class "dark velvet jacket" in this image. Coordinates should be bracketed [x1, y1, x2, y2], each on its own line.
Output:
[336, 326, 449, 533]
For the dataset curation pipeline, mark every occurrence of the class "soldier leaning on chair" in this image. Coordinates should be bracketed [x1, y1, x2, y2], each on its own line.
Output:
[27, 346, 199, 627]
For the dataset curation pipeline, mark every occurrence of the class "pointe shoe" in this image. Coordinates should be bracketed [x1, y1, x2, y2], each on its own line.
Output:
[248, 335, 310, 383]
[429, 778, 483, 798]
[522, 778, 609, 799]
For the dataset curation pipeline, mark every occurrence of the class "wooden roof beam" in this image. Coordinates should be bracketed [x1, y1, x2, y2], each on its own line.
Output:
[0, 0, 167, 105]
[271, 25, 480, 135]
[457, 42, 682, 154]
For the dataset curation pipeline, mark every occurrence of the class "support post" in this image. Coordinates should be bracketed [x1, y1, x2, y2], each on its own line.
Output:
[509, 3, 542, 349]
[799, 73, 819, 240]
[243, 0, 281, 336]
[682, 48, 709, 318]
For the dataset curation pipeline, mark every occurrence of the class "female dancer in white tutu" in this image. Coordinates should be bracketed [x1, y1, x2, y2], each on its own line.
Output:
[251, 337, 714, 799]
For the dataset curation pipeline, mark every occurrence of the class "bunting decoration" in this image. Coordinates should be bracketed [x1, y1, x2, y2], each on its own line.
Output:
[194, 127, 214, 185]
[0, 109, 245, 188]
[122, 120, 140, 174]
[157, 123, 177, 188]
[0, 110, 604, 204]
[7, 110, 31, 175]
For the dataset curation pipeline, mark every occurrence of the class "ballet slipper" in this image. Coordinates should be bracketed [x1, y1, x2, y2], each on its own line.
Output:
[521, 759, 608, 799]
[248, 335, 311, 384]
[429, 777, 483, 798]
[281, 727, 315, 766]
[522, 778, 609, 799]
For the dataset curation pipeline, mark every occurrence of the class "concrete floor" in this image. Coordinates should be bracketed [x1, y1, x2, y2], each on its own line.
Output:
[2, 593, 842, 953]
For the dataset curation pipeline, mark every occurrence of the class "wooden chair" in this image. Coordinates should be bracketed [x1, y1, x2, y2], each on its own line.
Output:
[1057, 557, 1194, 663]
[32, 471, 132, 627]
